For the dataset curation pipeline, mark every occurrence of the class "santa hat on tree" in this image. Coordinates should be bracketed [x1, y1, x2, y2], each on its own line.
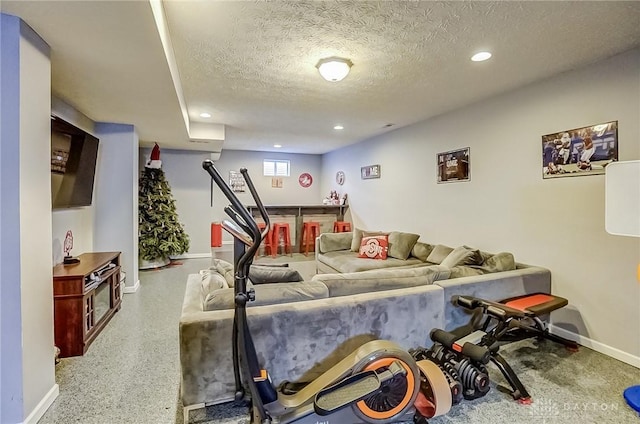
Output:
[146, 143, 162, 169]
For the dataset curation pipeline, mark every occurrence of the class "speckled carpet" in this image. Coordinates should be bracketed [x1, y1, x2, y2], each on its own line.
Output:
[39, 257, 640, 424]
[180, 337, 640, 424]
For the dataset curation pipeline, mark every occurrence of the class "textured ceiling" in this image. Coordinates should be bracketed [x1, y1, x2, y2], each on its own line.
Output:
[3, 1, 640, 154]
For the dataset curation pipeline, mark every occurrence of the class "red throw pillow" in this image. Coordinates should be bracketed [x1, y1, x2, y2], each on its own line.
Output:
[358, 235, 389, 260]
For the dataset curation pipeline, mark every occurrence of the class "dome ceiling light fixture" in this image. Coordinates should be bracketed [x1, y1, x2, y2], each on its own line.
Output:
[316, 57, 353, 82]
[471, 51, 492, 62]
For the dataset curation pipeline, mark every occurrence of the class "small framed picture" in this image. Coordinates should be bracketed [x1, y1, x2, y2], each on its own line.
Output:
[229, 170, 246, 192]
[437, 147, 470, 183]
[542, 121, 618, 179]
[361, 164, 381, 179]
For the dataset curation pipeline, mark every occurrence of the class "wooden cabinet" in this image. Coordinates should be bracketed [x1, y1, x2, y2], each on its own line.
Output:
[53, 252, 122, 357]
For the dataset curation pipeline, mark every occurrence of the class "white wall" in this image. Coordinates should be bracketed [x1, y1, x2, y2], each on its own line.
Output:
[51, 208, 94, 265]
[139, 148, 323, 255]
[93, 123, 139, 290]
[0, 13, 57, 424]
[322, 48, 640, 364]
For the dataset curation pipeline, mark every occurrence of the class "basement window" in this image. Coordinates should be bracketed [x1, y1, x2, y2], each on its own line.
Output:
[263, 159, 290, 177]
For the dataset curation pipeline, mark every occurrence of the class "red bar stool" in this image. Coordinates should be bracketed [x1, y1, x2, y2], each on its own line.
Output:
[256, 222, 274, 257]
[333, 221, 352, 233]
[301, 221, 321, 256]
[271, 222, 292, 257]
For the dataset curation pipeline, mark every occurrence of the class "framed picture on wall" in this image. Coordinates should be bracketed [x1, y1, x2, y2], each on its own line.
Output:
[437, 147, 470, 183]
[542, 120, 618, 179]
[229, 170, 246, 192]
[361, 164, 381, 179]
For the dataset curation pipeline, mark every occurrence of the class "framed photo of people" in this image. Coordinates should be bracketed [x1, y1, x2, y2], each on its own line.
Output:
[437, 147, 470, 183]
[542, 121, 618, 179]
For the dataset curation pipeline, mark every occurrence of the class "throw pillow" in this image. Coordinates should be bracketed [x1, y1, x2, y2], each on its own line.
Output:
[199, 270, 229, 300]
[426, 244, 454, 264]
[351, 228, 388, 252]
[440, 246, 473, 268]
[388, 231, 420, 260]
[358, 235, 389, 260]
[210, 258, 235, 287]
[463, 245, 485, 266]
[440, 246, 478, 268]
[411, 242, 434, 262]
[248, 265, 303, 285]
[472, 252, 516, 273]
[350, 228, 364, 252]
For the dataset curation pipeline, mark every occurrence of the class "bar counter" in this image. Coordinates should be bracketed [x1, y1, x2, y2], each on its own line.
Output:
[246, 204, 349, 253]
[247, 204, 348, 221]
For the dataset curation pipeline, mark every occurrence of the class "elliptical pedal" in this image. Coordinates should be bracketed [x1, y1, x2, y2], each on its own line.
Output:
[314, 361, 407, 416]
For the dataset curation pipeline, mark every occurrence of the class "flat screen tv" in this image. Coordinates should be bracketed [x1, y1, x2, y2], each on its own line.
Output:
[51, 116, 99, 209]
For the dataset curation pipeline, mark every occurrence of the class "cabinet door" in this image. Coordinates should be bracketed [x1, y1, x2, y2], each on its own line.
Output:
[84, 293, 95, 334]
[111, 269, 122, 305]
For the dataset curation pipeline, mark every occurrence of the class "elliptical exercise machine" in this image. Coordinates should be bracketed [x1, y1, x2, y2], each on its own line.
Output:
[203, 160, 428, 424]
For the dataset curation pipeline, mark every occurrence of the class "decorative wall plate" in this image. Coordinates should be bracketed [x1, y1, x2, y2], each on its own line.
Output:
[298, 172, 313, 188]
[336, 171, 345, 185]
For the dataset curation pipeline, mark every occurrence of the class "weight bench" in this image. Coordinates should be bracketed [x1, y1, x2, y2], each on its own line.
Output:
[421, 293, 579, 404]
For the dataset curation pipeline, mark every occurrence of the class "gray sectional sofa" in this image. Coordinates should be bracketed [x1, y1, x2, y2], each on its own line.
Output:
[179, 232, 552, 417]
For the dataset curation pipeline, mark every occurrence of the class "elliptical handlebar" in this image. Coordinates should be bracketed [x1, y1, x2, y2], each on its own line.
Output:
[202, 160, 269, 272]
[203, 160, 272, 421]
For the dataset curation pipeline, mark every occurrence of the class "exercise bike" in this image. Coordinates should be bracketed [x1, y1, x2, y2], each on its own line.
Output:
[203, 160, 429, 424]
[411, 293, 579, 406]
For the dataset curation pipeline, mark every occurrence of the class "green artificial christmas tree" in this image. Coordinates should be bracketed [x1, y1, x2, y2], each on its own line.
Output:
[138, 143, 189, 269]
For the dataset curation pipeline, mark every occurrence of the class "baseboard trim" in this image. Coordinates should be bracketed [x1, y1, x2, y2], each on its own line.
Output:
[23, 383, 58, 424]
[123, 279, 140, 294]
[171, 253, 213, 259]
[550, 324, 640, 368]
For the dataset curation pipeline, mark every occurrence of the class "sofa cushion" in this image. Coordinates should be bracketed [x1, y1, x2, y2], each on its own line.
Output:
[248, 265, 303, 285]
[312, 265, 451, 297]
[209, 258, 235, 287]
[448, 266, 484, 279]
[471, 252, 516, 273]
[441, 246, 481, 268]
[358, 235, 389, 260]
[319, 232, 352, 253]
[203, 281, 329, 311]
[388, 231, 420, 260]
[350, 228, 387, 252]
[318, 251, 425, 273]
[411, 242, 434, 262]
[426, 244, 454, 264]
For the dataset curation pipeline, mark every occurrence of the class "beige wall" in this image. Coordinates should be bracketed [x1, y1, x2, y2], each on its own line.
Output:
[19, 22, 57, 421]
[322, 48, 640, 365]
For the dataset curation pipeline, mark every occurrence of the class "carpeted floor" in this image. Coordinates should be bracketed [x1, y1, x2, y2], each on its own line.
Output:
[39, 255, 640, 424]
[182, 337, 640, 424]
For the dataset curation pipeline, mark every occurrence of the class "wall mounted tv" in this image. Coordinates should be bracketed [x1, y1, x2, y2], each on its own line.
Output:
[51, 116, 99, 209]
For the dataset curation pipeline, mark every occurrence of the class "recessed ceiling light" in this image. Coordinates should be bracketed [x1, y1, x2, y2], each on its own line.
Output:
[199, 112, 211, 118]
[471, 52, 492, 62]
[334, 125, 344, 130]
[273, 144, 282, 148]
